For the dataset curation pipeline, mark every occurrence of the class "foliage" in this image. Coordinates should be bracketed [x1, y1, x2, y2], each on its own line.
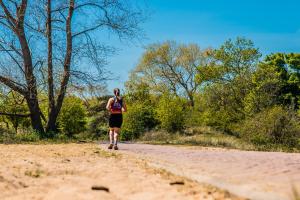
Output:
[195, 37, 262, 131]
[58, 96, 87, 136]
[85, 97, 110, 137]
[0, 91, 31, 133]
[121, 101, 157, 141]
[155, 93, 186, 132]
[245, 53, 300, 114]
[120, 82, 158, 140]
[236, 106, 300, 147]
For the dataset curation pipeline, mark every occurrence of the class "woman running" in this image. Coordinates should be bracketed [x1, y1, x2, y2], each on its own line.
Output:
[106, 88, 127, 150]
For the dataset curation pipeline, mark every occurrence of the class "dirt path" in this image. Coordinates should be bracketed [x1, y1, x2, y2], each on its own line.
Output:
[0, 144, 243, 200]
[106, 143, 300, 200]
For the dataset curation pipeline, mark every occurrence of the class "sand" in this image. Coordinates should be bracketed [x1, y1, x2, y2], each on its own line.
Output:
[0, 143, 244, 200]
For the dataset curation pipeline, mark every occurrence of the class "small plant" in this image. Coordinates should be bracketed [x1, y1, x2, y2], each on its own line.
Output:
[93, 148, 120, 158]
[25, 169, 44, 178]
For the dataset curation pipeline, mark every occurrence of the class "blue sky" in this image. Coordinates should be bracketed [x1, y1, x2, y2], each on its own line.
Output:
[106, 0, 300, 92]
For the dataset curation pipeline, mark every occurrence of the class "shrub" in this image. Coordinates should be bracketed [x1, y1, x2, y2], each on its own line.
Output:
[85, 98, 109, 137]
[58, 96, 87, 136]
[121, 102, 157, 140]
[155, 94, 186, 132]
[236, 106, 300, 146]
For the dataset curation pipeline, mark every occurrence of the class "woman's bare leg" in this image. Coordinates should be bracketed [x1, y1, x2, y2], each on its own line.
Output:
[108, 128, 114, 149]
[113, 128, 120, 148]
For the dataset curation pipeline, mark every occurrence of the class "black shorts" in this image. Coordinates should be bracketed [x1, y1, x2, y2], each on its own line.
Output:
[109, 114, 123, 128]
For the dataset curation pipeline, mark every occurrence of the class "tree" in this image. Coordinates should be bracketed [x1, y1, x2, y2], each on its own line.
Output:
[130, 41, 211, 106]
[244, 53, 300, 115]
[0, 0, 146, 134]
[196, 38, 262, 130]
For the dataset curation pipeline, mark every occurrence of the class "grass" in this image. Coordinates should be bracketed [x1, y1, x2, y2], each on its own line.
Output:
[93, 147, 121, 158]
[0, 128, 104, 144]
[1, 126, 299, 153]
[139, 127, 300, 153]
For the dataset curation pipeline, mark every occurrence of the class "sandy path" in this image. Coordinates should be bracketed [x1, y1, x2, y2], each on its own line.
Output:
[0, 144, 243, 200]
[107, 143, 300, 200]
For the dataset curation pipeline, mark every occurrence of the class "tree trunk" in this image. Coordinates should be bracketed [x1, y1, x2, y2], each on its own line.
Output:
[14, 2, 45, 135]
[46, 0, 74, 133]
[45, 0, 56, 132]
[26, 96, 45, 134]
[187, 91, 195, 107]
[46, 108, 58, 132]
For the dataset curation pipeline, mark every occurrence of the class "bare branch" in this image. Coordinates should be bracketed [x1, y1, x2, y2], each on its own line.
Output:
[0, 111, 30, 117]
[0, 75, 27, 95]
[0, 43, 24, 74]
[72, 23, 104, 38]
[0, 1, 17, 27]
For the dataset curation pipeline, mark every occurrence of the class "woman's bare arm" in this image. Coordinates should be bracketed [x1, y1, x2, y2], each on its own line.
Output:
[122, 100, 127, 112]
[106, 98, 113, 111]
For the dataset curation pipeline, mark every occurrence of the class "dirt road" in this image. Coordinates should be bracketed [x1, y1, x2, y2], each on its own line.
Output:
[0, 143, 244, 200]
[109, 143, 300, 200]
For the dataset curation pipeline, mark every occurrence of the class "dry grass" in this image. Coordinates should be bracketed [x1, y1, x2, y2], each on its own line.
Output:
[139, 126, 300, 152]
[140, 127, 255, 151]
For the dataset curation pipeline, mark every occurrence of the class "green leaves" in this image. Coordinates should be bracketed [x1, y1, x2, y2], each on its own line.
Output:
[155, 93, 186, 132]
[58, 96, 87, 136]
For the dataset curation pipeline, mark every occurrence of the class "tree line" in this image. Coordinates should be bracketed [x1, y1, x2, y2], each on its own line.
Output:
[122, 38, 300, 147]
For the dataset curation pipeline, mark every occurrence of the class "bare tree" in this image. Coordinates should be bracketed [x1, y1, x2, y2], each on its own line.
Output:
[130, 41, 211, 106]
[0, 0, 146, 134]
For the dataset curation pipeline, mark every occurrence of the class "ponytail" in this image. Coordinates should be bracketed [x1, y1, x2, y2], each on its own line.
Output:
[113, 88, 121, 102]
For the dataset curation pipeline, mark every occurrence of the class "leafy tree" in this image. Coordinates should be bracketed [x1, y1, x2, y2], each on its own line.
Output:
[197, 37, 262, 130]
[244, 53, 300, 115]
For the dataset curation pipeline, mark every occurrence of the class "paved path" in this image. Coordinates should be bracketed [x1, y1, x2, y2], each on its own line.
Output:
[103, 143, 300, 200]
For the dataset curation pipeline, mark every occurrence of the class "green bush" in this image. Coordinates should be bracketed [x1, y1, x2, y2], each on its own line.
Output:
[121, 102, 157, 140]
[236, 106, 300, 146]
[155, 94, 186, 132]
[58, 96, 87, 136]
[85, 98, 109, 137]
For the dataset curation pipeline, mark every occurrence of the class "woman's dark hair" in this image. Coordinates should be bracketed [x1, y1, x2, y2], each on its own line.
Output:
[113, 88, 120, 96]
[113, 88, 121, 101]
